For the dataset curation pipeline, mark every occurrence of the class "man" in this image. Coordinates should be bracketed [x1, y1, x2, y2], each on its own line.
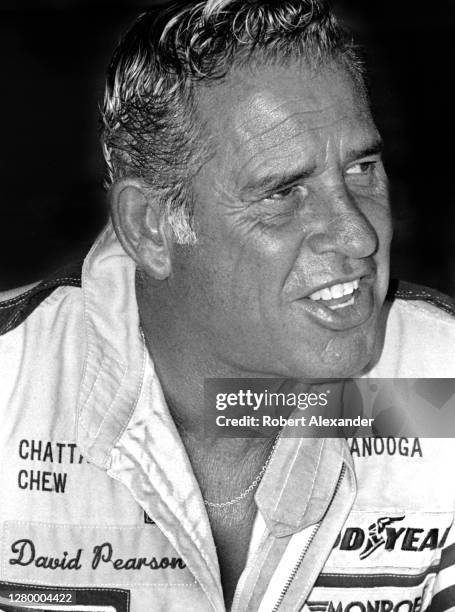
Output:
[1, 1, 455, 610]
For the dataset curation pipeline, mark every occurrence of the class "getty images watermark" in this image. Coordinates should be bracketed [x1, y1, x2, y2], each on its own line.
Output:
[203, 378, 455, 438]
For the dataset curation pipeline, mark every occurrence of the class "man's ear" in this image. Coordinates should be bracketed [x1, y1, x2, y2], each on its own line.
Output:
[110, 179, 173, 280]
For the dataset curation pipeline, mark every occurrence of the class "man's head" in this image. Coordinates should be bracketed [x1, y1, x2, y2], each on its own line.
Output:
[102, 0, 365, 244]
[104, 0, 392, 379]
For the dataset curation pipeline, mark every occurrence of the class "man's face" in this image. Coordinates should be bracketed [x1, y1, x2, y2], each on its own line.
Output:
[168, 59, 392, 378]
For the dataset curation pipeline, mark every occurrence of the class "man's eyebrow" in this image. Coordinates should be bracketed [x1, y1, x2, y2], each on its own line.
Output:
[239, 165, 316, 198]
[345, 139, 384, 164]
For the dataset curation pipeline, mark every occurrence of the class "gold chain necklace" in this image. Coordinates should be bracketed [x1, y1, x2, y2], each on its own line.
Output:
[203, 433, 281, 509]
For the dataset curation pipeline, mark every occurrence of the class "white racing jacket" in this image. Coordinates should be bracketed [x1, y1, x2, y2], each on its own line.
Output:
[1, 225, 455, 612]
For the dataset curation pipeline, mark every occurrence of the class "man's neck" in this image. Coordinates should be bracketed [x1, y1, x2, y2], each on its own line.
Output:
[137, 272, 273, 438]
[136, 273, 282, 489]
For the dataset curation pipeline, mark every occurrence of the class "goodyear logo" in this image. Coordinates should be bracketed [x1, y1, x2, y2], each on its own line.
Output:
[333, 515, 450, 560]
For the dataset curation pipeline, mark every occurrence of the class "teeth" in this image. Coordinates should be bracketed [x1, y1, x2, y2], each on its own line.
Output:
[328, 296, 355, 310]
[309, 279, 360, 302]
[331, 284, 344, 299]
[320, 288, 332, 300]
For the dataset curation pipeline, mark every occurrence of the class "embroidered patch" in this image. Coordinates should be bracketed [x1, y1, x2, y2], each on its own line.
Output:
[327, 511, 452, 569]
[303, 576, 434, 612]
[1, 521, 194, 588]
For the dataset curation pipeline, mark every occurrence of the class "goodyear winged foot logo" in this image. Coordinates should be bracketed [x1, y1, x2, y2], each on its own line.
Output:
[360, 516, 405, 560]
[333, 515, 450, 559]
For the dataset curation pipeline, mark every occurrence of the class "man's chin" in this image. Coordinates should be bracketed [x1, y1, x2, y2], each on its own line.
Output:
[320, 328, 377, 378]
[283, 327, 377, 380]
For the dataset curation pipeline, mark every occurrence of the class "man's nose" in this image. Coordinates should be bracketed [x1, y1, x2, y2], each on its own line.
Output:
[306, 186, 378, 259]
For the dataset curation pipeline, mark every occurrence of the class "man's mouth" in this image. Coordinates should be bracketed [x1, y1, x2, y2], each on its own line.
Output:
[291, 273, 377, 332]
[307, 279, 360, 310]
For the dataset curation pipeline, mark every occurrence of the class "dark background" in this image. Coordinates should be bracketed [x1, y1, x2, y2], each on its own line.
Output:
[1, 0, 454, 296]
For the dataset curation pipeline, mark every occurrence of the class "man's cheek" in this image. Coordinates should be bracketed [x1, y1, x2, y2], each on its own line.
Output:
[363, 196, 392, 245]
[228, 229, 299, 292]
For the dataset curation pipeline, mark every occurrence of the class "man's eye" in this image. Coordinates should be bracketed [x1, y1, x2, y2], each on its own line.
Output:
[268, 185, 302, 201]
[346, 161, 375, 175]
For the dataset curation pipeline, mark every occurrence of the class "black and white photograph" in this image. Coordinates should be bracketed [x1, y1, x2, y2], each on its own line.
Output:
[0, 1, 455, 610]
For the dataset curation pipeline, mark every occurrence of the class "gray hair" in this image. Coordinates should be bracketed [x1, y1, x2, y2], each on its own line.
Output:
[101, 0, 364, 244]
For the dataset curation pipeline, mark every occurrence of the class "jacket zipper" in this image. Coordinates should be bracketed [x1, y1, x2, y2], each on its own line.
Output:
[270, 463, 347, 611]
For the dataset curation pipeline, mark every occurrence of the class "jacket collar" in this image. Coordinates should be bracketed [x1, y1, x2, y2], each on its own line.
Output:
[256, 436, 354, 537]
[76, 223, 145, 469]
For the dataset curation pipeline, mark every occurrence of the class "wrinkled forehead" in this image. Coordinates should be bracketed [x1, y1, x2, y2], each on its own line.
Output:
[197, 59, 377, 177]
